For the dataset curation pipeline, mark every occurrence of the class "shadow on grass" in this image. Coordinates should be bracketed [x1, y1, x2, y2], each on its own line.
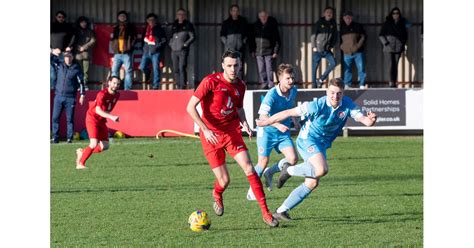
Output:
[328, 154, 420, 161]
[322, 192, 422, 199]
[295, 211, 423, 225]
[214, 224, 294, 232]
[51, 183, 210, 194]
[326, 174, 423, 184]
[112, 161, 210, 168]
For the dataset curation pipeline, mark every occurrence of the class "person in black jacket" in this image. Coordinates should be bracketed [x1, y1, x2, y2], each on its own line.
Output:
[51, 11, 75, 52]
[311, 7, 338, 88]
[379, 7, 408, 88]
[51, 51, 85, 144]
[51, 11, 75, 89]
[249, 10, 281, 89]
[220, 4, 248, 77]
[73, 16, 96, 88]
[139, 13, 167, 90]
[169, 8, 195, 89]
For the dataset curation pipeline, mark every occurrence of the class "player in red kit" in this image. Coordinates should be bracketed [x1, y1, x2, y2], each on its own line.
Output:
[186, 50, 279, 227]
[76, 76, 121, 169]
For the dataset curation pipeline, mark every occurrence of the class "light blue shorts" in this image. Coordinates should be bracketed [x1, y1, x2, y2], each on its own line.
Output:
[296, 137, 328, 161]
[256, 128, 295, 157]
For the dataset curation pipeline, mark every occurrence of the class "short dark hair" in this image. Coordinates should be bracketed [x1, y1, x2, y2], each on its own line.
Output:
[324, 7, 334, 13]
[146, 13, 158, 20]
[56, 10, 66, 17]
[328, 78, 344, 89]
[117, 10, 129, 19]
[108, 75, 121, 82]
[221, 49, 241, 62]
[229, 4, 240, 12]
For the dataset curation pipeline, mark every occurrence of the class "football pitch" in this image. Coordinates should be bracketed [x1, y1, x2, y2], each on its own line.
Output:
[51, 136, 423, 247]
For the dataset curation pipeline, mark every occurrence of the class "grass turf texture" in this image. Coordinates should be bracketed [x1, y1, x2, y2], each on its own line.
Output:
[51, 136, 423, 247]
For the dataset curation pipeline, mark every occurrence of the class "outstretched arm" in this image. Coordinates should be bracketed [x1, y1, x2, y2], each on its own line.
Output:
[259, 113, 290, 133]
[95, 106, 119, 122]
[256, 106, 301, 127]
[356, 111, 377, 126]
[186, 96, 218, 144]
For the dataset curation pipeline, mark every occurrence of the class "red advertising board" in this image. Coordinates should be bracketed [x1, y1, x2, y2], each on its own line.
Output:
[51, 90, 195, 137]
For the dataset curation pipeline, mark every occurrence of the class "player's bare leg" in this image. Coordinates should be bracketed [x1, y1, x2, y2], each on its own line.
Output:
[234, 151, 279, 227]
[77, 138, 103, 169]
[76, 148, 85, 169]
[211, 165, 229, 216]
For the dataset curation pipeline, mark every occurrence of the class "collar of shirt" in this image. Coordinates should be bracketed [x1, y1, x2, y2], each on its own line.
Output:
[276, 84, 293, 100]
[326, 96, 342, 111]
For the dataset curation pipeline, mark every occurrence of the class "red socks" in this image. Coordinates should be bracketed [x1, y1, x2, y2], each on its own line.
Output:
[92, 145, 103, 153]
[79, 146, 93, 165]
[79, 145, 103, 165]
[213, 180, 225, 200]
[247, 172, 270, 216]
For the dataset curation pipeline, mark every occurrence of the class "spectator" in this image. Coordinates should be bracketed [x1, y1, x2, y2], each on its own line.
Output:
[51, 51, 85, 144]
[73, 16, 96, 89]
[249, 10, 281, 89]
[169, 8, 195, 89]
[111, 10, 137, 90]
[139, 13, 167, 90]
[379, 7, 408, 88]
[340, 11, 367, 89]
[311, 7, 337, 88]
[51, 11, 74, 89]
[220, 4, 248, 77]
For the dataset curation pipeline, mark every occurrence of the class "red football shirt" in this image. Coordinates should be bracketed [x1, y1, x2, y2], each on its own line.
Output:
[193, 72, 246, 134]
[86, 89, 120, 123]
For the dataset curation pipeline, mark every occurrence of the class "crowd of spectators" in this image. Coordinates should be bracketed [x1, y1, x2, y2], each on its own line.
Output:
[50, 6, 414, 90]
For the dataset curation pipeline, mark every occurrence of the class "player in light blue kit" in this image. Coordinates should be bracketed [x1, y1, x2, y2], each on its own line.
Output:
[256, 78, 377, 220]
[247, 64, 300, 200]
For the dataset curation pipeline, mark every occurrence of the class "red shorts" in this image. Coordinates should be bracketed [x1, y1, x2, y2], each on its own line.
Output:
[199, 130, 248, 169]
[86, 120, 109, 141]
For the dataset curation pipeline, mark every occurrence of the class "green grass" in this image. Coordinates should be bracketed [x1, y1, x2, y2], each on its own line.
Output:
[51, 136, 423, 247]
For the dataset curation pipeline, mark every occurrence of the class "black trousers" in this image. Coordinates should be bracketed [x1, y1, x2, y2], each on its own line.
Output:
[171, 50, 189, 89]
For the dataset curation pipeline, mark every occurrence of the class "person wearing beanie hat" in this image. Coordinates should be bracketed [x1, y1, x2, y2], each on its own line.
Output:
[110, 10, 137, 90]
[340, 10, 367, 89]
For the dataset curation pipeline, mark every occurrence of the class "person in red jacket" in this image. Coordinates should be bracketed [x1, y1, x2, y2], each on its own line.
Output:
[76, 76, 121, 169]
[186, 50, 279, 227]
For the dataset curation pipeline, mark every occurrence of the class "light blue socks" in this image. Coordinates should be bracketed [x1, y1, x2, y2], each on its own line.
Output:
[266, 158, 288, 176]
[277, 183, 313, 213]
[287, 161, 315, 178]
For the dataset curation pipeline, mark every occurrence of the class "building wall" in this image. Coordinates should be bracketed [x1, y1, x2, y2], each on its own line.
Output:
[51, 0, 422, 88]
